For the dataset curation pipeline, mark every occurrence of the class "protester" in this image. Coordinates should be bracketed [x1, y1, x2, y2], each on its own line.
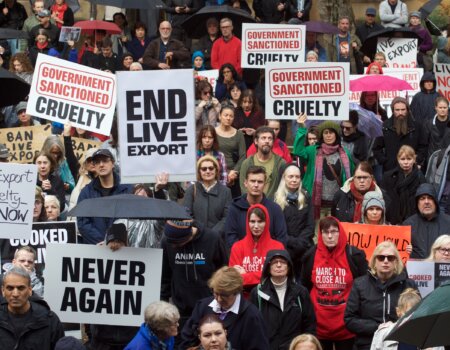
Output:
[381, 145, 426, 224]
[359, 91, 387, 121]
[180, 266, 270, 349]
[195, 80, 221, 132]
[223, 82, 243, 108]
[126, 21, 153, 63]
[356, 8, 384, 45]
[344, 241, 417, 350]
[44, 194, 61, 221]
[29, 9, 60, 48]
[289, 334, 323, 350]
[332, 16, 363, 74]
[424, 97, 450, 159]
[215, 63, 246, 101]
[9, 52, 33, 84]
[426, 143, 450, 213]
[373, 52, 387, 67]
[365, 62, 383, 74]
[437, 24, 450, 64]
[301, 217, 368, 350]
[13, 101, 40, 127]
[250, 249, 316, 350]
[125, 301, 180, 350]
[426, 234, 450, 261]
[379, 0, 408, 28]
[187, 314, 233, 350]
[0, 0, 28, 55]
[192, 50, 206, 72]
[409, 11, 433, 71]
[120, 52, 134, 70]
[360, 191, 387, 225]
[211, 18, 242, 76]
[34, 186, 47, 222]
[341, 110, 369, 162]
[410, 72, 442, 123]
[29, 28, 53, 66]
[50, 0, 74, 28]
[253, 0, 295, 23]
[191, 17, 219, 69]
[304, 32, 327, 62]
[274, 164, 314, 277]
[306, 50, 319, 62]
[110, 12, 131, 57]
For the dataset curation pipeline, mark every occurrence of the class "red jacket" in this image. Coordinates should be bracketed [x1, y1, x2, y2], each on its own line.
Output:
[247, 138, 293, 164]
[211, 36, 242, 76]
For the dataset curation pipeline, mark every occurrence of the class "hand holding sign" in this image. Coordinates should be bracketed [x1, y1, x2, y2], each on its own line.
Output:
[297, 113, 307, 125]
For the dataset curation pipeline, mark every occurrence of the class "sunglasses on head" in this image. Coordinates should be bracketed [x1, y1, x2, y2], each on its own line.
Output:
[375, 254, 397, 262]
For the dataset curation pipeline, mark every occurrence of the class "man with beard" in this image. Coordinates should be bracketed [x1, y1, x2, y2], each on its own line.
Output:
[239, 126, 286, 199]
[372, 97, 427, 172]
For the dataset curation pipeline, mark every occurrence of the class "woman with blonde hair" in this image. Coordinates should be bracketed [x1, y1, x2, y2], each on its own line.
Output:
[289, 334, 323, 350]
[345, 241, 417, 350]
[274, 164, 314, 277]
[427, 234, 450, 262]
[44, 195, 61, 221]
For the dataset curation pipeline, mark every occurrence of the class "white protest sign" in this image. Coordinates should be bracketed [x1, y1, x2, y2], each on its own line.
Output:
[117, 69, 196, 183]
[59, 26, 81, 42]
[407, 260, 450, 297]
[435, 63, 450, 101]
[196, 69, 219, 93]
[44, 243, 162, 326]
[377, 37, 418, 68]
[241, 23, 306, 68]
[0, 163, 37, 239]
[27, 54, 116, 136]
[266, 62, 349, 120]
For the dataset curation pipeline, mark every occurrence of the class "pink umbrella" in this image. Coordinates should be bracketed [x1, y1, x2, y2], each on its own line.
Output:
[350, 75, 414, 92]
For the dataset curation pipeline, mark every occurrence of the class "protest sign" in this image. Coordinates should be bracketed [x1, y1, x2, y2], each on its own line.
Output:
[0, 221, 77, 276]
[27, 54, 116, 136]
[70, 137, 101, 162]
[117, 70, 196, 183]
[435, 63, 450, 101]
[59, 26, 81, 42]
[0, 124, 52, 163]
[407, 260, 450, 297]
[0, 163, 37, 240]
[266, 62, 349, 120]
[377, 37, 418, 68]
[195, 69, 219, 93]
[44, 243, 162, 326]
[241, 23, 306, 68]
[341, 223, 411, 263]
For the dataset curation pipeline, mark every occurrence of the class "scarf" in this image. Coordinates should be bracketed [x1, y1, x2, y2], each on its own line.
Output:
[37, 41, 49, 50]
[350, 181, 375, 222]
[313, 146, 351, 219]
[51, 3, 68, 28]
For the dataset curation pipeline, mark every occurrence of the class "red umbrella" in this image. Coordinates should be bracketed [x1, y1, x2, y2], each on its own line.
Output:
[74, 20, 122, 35]
[350, 75, 414, 92]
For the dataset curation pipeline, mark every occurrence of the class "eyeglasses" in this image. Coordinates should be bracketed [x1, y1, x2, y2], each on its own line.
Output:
[375, 255, 397, 262]
[322, 229, 339, 235]
[438, 247, 450, 254]
[355, 176, 371, 181]
[202, 91, 211, 95]
[200, 166, 215, 172]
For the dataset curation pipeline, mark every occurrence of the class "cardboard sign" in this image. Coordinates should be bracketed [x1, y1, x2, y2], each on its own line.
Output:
[241, 23, 306, 68]
[70, 137, 101, 162]
[435, 63, 450, 101]
[0, 124, 52, 163]
[407, 260, 450, 297]
[117, 70, 197, 183]
[377, 37, 418, 68]
[195, 69, 219, 93]
[44, 244, 162, 326]
[59, 26, 81, 42]
[266, 62, 349, 120]
[0, 163, 37, 240]
[341, 223, 411, 263]
[27, 54, 116, 136]
[0, 221, 77, 277]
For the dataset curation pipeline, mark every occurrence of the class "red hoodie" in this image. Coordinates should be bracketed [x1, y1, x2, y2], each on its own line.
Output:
[229, 204, 284, 290]
[310, 216, 355, 340]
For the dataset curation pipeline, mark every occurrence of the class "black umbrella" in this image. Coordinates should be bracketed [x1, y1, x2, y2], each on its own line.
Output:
[0, 68, 30, 108]
[68, 194, 191, 220]
[360, 27, 423, 59]
[181, 5, 255, 39]
[0, 28, 29, 40]
[304, 20, 339, 34]
[419, 0, 441, 17]
[89, 0, 166, 10]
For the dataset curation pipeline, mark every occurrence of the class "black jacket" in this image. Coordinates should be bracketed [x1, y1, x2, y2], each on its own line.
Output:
[355, 22, 384, 43]
[424, 113, 450, 159]
[252, 0, 296, 23]
[180, 295, 270, 350]
[36, 172, 66, 212]
[250, 250, 316, 350]
[161, 224, 228, 316]
[0, 0, 27, 29]
[410, 72, 442, 123]
[341, 129, 369, 163]
[0, 300, 64, 350]
[344, 270, 417, 350]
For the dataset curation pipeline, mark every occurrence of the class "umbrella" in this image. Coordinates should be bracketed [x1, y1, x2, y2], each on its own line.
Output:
[386, 281, 450, 347]
[360, 27, 422, 59]
[349, 103, 383, 138]
[350, 75, 414, 92]
[88, 0, 166, 10]
[0, 68, 30, 108]
[0, 28, 29, 40]
[304, 20, 339, 34]
[181, 5, 255, 39]
[68, 194, 191, 220]
[419, 0, 441, 18]
[74, 20, 122, 35]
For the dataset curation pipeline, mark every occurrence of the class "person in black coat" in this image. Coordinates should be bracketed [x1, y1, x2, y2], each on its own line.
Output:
[344, 241, 418, 350]
[250, 250, 316, 350]
[180, 266, 270, 350]
[341, 111, 369, 163]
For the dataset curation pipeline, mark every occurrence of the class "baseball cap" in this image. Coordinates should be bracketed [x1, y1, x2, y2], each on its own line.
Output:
[38, 9, 51, 17]
[410, 11, 421, 18]
[366, 8, 376, 16]
[92, 148, 114, 161]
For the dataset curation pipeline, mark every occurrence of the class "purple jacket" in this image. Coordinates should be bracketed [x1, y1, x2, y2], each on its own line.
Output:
[410, 25, 433, 53]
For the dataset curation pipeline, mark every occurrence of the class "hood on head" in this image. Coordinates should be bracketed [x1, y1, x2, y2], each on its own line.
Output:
[361, 191, 386, 224]
[245, 203, 271, 241]
[317, 216, 348, 255]
[261, 249, 293, 280]
[415, 183, 439, 212]
[419, 72, 436, 92]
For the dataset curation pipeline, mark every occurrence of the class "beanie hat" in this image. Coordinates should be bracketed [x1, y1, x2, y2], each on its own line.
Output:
[361, 191, 386, 223]
[317, 121, 341, 138]
[55, 336, 86, 350]
[164, 220, 193, 244]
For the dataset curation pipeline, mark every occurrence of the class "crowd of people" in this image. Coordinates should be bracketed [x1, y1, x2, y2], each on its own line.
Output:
[1, 0, 450, 349]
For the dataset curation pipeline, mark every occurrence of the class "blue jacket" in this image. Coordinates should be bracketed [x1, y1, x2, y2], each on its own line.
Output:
[125, 323, 174, 350]
[77, 172, 132, 244]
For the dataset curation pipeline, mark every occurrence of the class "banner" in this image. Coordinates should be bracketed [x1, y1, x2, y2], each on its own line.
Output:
[376, 37, 418, 68]
[44, 243, 162, 326]
[195, 69, 219, 93]
[117, 70, 197, 183]
[0, 163, 37, 240]
[27, 54, 116, 136]
[341, 223, 411, 263]
[435, 63, 450, 101]
[266, 62, 349, 120]
[0, 221, 77, 277]
[241, 23, 306, 68]
[70, 137, 101, 162]
[407, 260, 450, 297]
[0, 124, 52, 163]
